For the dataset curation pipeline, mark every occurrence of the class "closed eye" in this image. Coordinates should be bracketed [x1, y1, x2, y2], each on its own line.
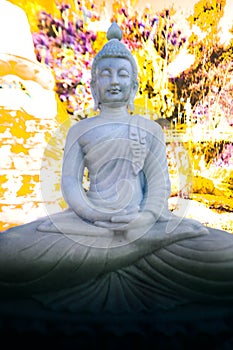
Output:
[118, 69, 130, 77]
[100, 69, 111, 77]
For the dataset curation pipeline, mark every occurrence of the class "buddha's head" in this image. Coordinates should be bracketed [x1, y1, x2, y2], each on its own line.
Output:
[91, 22, 138, 110]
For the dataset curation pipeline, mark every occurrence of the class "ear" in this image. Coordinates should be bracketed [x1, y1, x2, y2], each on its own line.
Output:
[128, 81, 138, 111]
[90, 81, 100, 111]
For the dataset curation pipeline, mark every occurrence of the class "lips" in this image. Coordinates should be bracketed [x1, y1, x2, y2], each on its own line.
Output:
[109, 89, 121, 94]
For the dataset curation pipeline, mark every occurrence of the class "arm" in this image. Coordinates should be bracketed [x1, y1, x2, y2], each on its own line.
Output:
[61, 125, 117, 223]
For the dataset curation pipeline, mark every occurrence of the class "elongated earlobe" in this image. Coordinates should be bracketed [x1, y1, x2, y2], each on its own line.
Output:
[128, 81, 138, 111]
[128, 98, 134, 111]
[90, 82, 100, 111]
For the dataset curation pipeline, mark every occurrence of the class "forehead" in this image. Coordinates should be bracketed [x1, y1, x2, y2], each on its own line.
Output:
[96, 57, 132, 71]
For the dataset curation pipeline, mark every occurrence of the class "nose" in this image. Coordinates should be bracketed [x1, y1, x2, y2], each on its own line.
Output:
[110, 72, 119, 85]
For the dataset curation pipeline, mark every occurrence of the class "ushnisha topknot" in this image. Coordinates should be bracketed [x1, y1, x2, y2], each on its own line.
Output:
[91, 21, 138, 83]
[106, 21, 122, 41]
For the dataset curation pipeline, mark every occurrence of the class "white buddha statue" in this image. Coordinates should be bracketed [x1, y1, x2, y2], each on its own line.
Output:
[0, 23, 233, 318]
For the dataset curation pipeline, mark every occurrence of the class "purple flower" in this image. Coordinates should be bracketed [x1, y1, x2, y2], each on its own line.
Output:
[151, 17, 158, 26]
[58, 3, 71, 13]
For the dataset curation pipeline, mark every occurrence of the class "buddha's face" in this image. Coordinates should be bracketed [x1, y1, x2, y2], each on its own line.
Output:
[95, 57, 133, 108]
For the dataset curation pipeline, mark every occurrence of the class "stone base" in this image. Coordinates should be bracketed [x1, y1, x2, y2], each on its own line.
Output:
[1, 298, 233, 349]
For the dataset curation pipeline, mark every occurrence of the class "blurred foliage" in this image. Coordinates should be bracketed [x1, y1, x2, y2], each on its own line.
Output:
[8, 0, 58, 32]
[173, 0, 233, 126]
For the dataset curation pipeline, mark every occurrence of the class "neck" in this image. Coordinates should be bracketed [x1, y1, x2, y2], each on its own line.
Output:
[99, 104, 130, 119]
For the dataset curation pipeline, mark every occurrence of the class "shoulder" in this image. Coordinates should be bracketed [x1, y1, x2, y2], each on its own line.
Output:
[135, 115, 164, 137]
[66, 116, 99, 140]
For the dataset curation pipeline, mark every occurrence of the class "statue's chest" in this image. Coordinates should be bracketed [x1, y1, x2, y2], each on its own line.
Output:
[79, 124, 129, 154]
[79, 120, 149, 177]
